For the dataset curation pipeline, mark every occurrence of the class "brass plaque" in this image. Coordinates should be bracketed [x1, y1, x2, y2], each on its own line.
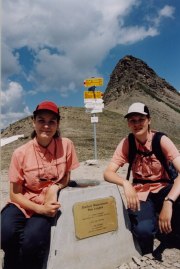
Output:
[73, 197, 118, 239]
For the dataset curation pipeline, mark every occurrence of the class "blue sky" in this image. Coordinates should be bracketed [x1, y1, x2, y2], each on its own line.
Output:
[2, 0, 180, 128]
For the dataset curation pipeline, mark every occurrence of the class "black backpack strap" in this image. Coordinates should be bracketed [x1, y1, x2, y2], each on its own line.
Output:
[126, 131, 177, 182]
[152, 132, 174, 182]
[126, 133, 137, 180]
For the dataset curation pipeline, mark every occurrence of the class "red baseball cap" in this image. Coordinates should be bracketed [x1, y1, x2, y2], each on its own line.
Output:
[33, 101, 60, 116]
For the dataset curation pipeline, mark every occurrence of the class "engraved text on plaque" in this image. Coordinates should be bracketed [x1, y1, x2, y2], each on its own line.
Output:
[73, 196, 118, 239]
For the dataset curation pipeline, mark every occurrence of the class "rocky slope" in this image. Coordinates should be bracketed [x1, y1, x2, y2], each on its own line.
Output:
[103, 55, 180, 142]
[104, 55, 180, 111]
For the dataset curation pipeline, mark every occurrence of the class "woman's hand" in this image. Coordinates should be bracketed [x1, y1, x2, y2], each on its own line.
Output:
[37, 201, 61, 217]
[159, 201, 173, 234]
[123, 180, 140, 211]
[10, 182, 60, 217]
[104, 162, 140, 211]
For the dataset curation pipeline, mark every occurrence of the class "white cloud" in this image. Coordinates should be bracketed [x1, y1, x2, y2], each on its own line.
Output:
[3, 0, 142, 95]
[118, 26, 158, 44]
[2, 0, 139, 94]
[147, 5, 175, 27]
[1, 82, 31, 128]
[1, 82, 24, 113]
[1, 0, 176, 127]
[2, 1, 175, 92]
[1, 43, 21, 79]
[159, 5, 175, 18]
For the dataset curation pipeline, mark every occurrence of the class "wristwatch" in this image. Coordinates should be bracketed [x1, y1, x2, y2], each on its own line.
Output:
[164, 196, 174, 204]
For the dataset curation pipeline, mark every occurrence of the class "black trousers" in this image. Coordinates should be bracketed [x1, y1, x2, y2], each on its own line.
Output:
[128, 184, 180, 255]
[1, 204, 55, 269]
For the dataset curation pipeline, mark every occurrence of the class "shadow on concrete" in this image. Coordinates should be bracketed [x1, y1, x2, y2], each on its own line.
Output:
[68, 179, 101, 188]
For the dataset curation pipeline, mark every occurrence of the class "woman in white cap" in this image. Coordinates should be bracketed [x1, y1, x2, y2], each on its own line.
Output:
[104, 102, 180, 255]
[1, 101, 80, 269]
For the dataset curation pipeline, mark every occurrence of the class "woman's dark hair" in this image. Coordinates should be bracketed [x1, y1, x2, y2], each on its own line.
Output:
[31, 112, 61, 139]
[144, 105, 150, 118]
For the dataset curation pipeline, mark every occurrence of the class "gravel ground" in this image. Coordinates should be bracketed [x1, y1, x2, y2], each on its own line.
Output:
[1, 160, 180, 269]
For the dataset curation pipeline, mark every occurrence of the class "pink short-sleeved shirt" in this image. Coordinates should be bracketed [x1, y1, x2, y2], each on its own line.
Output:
[8, 137, 80, 217]
[112, 131, 180, 201]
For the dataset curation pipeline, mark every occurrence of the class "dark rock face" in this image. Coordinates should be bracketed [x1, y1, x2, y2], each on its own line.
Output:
[103, 55, 180, 112]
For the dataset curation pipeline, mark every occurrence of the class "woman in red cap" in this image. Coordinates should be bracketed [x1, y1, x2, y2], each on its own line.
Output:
[1, 101, 80, 269]
[104, 102, 180, 255]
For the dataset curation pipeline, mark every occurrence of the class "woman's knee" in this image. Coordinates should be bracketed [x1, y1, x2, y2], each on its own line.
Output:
[21, 234, 50, 265]
[21, 218, 51, 255]
[1, 205, 25, 249]
[132, 219, 156, 239]
[22, 234, 49, 253]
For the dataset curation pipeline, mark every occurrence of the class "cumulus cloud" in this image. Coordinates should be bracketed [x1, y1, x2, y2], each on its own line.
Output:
[1, 43, 21, 79]
[118, 26, 159, 44]
[1, 82, 31, 128]
[159, 5, 175, 18]
[1, 0, 176, 127]
[3, 1, 174, 88]
[147, 5, 175, 27]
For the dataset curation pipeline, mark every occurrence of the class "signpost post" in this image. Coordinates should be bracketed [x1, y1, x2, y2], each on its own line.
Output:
[83, 77, 104, 161]
[92, 114, 97, 160]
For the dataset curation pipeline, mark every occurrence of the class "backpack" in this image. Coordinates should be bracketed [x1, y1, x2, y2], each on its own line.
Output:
[126, 132, 178, 182]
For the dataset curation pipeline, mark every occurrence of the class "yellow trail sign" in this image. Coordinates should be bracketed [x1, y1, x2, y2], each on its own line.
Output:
[84, 91, 103, 99]
[84, 77, 103, 87]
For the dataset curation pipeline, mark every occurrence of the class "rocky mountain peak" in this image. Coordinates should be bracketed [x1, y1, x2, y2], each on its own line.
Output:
[103, 55, 180, 112]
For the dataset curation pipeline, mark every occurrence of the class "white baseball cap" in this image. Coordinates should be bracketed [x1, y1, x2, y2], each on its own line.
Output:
[124, 102, 150, 118]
